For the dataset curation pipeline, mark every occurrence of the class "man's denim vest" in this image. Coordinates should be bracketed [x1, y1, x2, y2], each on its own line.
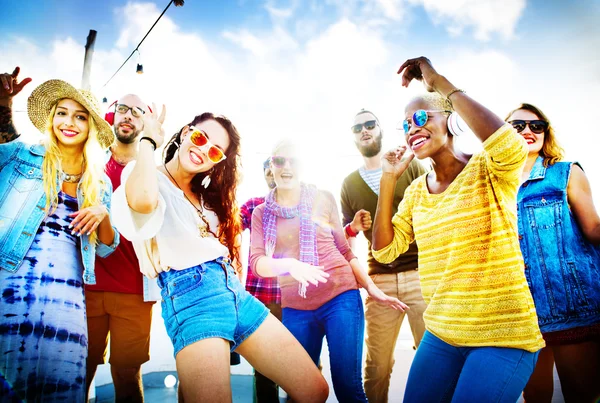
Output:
[517, 156, 600, 333]
[0, 141, 119, 284]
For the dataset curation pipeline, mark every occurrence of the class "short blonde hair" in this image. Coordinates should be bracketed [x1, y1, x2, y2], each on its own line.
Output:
[408, 93, 454, 113]
[271, 139, 297, 156]
[505, 103, 564, 166]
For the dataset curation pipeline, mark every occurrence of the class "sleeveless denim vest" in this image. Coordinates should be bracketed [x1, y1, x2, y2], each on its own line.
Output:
[517, 156, 600, 333]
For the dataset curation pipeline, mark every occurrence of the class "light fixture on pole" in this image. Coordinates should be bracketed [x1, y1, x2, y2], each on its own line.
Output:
[135, 49, 143, 74]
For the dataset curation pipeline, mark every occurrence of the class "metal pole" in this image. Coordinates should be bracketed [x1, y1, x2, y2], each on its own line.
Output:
[81, 30, 97, 90]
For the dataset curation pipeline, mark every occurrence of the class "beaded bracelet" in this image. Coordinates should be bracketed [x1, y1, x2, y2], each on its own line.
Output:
[446, 88, 465, 107]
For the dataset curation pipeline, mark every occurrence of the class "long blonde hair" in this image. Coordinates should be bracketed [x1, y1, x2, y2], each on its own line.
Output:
[505, 103, 564, 167]
[42, 101, 108, 245]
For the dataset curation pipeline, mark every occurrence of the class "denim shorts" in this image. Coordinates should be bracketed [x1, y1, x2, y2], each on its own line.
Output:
[158, 257, 269, 357]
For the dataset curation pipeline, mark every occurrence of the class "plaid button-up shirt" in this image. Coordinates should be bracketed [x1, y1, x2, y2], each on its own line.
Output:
[240, 196, 281, 305]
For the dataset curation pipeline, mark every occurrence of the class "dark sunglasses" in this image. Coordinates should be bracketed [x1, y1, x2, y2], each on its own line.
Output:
[115, 104, 145, 118]
[402, 109, 451, 133]
[508, 120, 548, 134]
[271, 156, 298, 169]
[189, 126, 227, 163]
[351, 120, 377, 134]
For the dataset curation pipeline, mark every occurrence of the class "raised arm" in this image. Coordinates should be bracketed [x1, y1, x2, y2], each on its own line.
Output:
[398, 57, 505, 144]
[125, 103, 166, 213]
[372, 145, 414, 252]
[0, 67, 32, 144]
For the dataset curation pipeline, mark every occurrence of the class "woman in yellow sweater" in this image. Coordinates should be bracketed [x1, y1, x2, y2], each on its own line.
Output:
[372, 57, 545, 402]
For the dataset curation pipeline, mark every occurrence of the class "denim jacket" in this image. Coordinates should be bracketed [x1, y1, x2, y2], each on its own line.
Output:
[517, 156, 600, 333]
[0, 140, 120, 284]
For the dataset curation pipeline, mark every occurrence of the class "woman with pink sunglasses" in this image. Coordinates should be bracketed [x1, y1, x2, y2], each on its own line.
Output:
[111, 111, 329, 402]
[250, 139, 406, 402]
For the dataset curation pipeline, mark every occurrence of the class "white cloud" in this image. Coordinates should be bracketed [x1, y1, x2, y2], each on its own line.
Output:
[408, 0, 526, 41]
[1, 0, 599, 207]
[265, 0, 297, 21]
[223, 29, 269, 57]
[373, 0, 405, 21]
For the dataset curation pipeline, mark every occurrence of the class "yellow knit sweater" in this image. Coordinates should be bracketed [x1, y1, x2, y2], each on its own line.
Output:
[373, 124, 545, 352]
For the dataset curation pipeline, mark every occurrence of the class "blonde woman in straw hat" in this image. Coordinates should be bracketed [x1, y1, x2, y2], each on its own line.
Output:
[0, 67, 119, 401]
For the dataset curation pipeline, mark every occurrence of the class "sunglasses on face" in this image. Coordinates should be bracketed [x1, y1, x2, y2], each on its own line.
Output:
[402, 109, 452, 133]
[351, 120, 377, 134]
[271, 156, 298, 169]
[508, 120, 548, 134]
[116, 104, 145, 118]
[188, 126, 227, 163]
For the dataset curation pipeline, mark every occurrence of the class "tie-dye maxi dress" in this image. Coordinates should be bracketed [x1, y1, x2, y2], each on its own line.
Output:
[0, 192, 87, 402]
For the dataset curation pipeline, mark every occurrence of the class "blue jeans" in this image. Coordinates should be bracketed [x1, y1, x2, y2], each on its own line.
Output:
[404, 331, 539, 402]
[283, 289, 367, 403]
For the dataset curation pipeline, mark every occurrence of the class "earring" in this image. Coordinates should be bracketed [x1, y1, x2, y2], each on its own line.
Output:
[202, 174, 211, 188]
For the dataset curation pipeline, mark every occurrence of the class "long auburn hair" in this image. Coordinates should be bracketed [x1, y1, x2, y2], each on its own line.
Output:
[163, 113, 242, 268]
[505, 103, 564, 167]
[43, 101, 107, 246]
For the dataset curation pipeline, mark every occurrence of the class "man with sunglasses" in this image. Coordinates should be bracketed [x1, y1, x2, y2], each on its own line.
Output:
[86, 94, 156, 402]
[341, 109, 428, 403]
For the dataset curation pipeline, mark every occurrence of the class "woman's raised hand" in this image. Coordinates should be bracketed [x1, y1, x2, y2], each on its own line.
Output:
[381, 145, 414, 179]
[397, 57, 441, 92]
[0, 67, 32, 106]
[287, 260, 330, 289]
[141, 102, 167, 149]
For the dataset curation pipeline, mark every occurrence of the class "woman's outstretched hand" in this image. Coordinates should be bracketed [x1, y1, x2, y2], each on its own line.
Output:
[286, 260, 330, 289]
[366, 283, 409, 311]
[381, 145, 415, 180]
[397, 57, 441, 92]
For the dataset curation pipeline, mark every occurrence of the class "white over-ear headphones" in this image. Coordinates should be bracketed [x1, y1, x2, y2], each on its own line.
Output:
[447, 112, 472, 136]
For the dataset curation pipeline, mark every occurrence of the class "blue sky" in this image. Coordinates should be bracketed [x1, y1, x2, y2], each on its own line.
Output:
[2, 0, 595, 49]
[1, 0, 599, 202]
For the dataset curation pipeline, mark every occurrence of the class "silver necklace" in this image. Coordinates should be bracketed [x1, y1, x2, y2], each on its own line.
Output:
[61, 171, 82, 183]
[163, 163, 216, 238]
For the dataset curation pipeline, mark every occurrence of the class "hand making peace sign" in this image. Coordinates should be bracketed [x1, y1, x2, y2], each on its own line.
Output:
[141, 102, 167, 149]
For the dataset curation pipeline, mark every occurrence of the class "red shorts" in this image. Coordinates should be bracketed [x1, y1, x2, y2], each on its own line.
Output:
[86, 290, 154, 367]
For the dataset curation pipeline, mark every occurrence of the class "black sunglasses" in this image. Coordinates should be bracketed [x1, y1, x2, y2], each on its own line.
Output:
[508, 120, 548, 134]
[116, 104, 146, 118]
[351, 120, 377, 134]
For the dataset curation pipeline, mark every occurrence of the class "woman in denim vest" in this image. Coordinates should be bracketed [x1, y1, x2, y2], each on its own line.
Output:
[507, 103, 600, 402]
[0, 68, 119, 401]
[112, 107, 329, 402]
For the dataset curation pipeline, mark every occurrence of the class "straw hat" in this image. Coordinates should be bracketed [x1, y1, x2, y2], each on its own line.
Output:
[27, 79, 114, 149]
